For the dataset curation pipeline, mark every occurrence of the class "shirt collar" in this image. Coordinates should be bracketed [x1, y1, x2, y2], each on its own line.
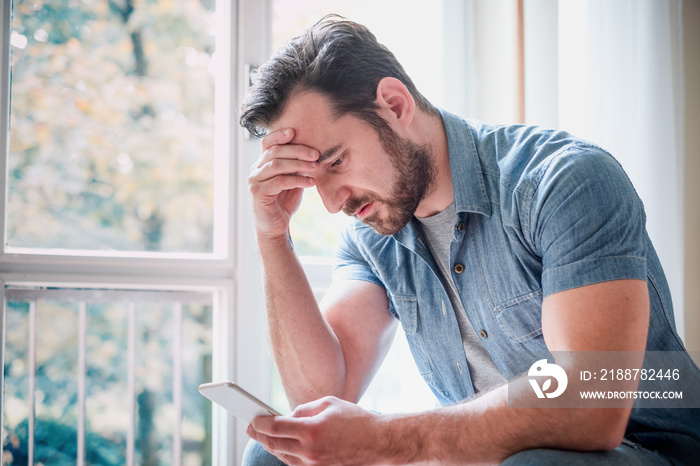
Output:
[391, 110, 491, 248]
[440, 109, 491, 217]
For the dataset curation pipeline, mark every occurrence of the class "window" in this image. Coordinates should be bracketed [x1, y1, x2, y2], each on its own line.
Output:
[1, 0, 240, 464]
[9, 1, 676, 465]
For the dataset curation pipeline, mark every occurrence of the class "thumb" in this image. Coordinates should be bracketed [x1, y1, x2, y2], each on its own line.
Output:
[291, 396, 338, 418]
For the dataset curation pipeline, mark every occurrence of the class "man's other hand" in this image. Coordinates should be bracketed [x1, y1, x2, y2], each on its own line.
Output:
[247, 396, 392, 466]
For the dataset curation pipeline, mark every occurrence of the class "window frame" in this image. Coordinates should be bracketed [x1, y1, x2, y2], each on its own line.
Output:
[0, 2, 233, 265]
[0, 0, 268, 464]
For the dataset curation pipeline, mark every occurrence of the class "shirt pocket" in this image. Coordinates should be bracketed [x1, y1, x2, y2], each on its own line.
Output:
[391, 295, 451, 402]
[392, 296, 429, 373]
[494, 289, 544, 344]
[393, 295, 419, 335]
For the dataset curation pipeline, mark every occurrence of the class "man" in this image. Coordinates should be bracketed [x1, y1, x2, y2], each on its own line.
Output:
[239, 16, 699, 465]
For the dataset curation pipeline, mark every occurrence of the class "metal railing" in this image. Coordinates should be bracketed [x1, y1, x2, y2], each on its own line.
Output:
[1, 287, 213, 466]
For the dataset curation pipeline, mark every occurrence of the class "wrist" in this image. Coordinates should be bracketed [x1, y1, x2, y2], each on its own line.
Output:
[256, 230, 294, 251]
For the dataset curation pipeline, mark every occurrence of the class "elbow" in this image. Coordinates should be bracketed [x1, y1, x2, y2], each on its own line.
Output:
[594, 428, 625, 451]
[583, 409, 629, 451]
[284, 375, 349, 410]
[286, 387, 342, 410]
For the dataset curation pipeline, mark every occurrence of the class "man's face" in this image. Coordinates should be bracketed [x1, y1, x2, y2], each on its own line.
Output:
[269, 91, 435, 235]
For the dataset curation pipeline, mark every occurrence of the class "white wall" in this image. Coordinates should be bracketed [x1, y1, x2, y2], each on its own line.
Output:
[683, 0, 700, 355]
[522, 0, 695, 352]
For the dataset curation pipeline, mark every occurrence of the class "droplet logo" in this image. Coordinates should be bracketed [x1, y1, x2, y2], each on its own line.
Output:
[528, 359, 568, 399]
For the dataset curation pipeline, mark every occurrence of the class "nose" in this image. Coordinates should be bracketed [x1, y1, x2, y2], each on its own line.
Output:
[315, 177, 350, 214]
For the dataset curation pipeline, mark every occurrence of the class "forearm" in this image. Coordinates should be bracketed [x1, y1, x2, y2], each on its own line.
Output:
[257, 232, 346, 407]
[381, 382, 629, 465]
[248, 380, 630, 466]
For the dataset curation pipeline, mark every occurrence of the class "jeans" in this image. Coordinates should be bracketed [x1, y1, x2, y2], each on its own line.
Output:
[242, 440, 286, 466]
[242, 439, 674, 465]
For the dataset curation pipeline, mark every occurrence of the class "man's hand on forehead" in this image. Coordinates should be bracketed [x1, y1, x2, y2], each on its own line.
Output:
[247, 127, 320, 242]
[255, 127, 319, 178]
[261, 128, 320, 163]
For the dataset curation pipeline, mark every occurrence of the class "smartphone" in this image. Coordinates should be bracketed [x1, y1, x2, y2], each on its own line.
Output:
[199, 381, 281, 424]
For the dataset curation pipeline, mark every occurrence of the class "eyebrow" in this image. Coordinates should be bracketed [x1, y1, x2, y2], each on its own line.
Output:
[318, 145, 342, 164]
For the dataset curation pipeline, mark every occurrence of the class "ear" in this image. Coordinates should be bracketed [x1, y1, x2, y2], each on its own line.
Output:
[375, 77, 415, 130]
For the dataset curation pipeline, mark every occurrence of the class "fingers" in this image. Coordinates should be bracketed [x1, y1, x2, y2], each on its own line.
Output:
[256, 144, 319, 172]
[248, 419, 307, 464]
[251, 157, 318, 183]
[251, 413, 309, 437]
[247, 424, 300, 451]
[261, 127, 295, 152]
[248, 173, 315, 207]
[249, 397, 338, 440]
[291, 396, 336, 418]
[256, 128, 319, 170]
[249, 129, 319, 202]
[248, 398, 364, 465]
[250, 128, 319, 192]
[247, 127, 319, 239]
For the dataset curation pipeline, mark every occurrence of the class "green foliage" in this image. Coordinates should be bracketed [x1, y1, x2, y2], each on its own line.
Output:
[15, 0, 96, 45]
[2, 418, 124, 465]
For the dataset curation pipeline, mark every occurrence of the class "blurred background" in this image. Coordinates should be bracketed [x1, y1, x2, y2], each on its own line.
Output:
[1, 0, 698, 465]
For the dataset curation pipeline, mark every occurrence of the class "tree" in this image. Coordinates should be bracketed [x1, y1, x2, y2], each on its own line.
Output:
[7, 0, 216, 252]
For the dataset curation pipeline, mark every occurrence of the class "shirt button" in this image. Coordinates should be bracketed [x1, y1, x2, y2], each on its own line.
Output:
[453, 263, 465, 274]
[479, 329, 488, 339]
[457, 221, 465, 231]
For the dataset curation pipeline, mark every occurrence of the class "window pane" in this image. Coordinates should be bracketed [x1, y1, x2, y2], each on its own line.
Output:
[1, 288, 214, 465]
[7, 0, 217, 253]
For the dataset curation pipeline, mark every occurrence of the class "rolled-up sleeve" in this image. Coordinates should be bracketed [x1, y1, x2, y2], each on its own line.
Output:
[332, 225, 385, 288]
[529, 144, 648, 298]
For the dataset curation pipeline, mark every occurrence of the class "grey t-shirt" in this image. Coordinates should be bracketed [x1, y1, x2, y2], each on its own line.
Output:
[416, 203, 505, 394]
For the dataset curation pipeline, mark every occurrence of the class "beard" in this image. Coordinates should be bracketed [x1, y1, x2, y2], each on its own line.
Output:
[342, 123, 436, 236]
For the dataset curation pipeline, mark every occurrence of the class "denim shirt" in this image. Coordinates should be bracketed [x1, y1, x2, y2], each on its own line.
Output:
[333, 110, 699, 456]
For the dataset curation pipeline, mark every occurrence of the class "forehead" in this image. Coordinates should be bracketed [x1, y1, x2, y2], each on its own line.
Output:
[273, 90, 337, 128]
[269, 91, 362, 152]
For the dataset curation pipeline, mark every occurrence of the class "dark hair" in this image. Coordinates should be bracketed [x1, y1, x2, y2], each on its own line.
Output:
[239, 15, 437, 137]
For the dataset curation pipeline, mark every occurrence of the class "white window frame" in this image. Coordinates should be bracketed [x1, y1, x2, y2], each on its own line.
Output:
[0, 0, 270, 464]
